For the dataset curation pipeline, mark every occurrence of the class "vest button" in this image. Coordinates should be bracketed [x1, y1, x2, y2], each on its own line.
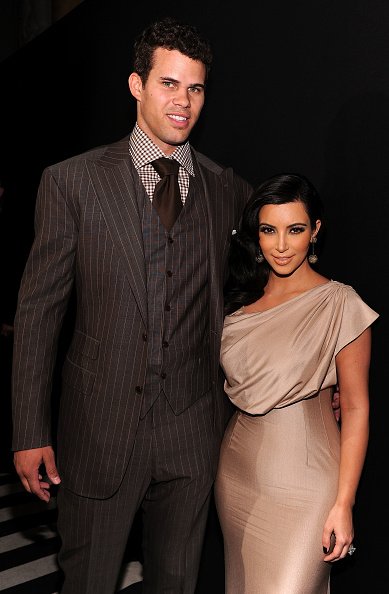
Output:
[142, 333, 147, 341]
[168, 236, 174, 244]
[135, 385, 143, 394]
[165, 304, 171, 311]
[166, 270, 173, 277]
[162, 341, 169, 348]
[160, 372, 167, 379]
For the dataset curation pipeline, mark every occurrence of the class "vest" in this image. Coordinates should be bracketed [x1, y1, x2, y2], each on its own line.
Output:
[138, 159, 211, 417]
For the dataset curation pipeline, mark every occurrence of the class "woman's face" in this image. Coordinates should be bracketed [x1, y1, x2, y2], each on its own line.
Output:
[258, 200, 321, 275]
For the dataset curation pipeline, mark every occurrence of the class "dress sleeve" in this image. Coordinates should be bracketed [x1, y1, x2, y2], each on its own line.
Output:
[335, 286, 379, 355]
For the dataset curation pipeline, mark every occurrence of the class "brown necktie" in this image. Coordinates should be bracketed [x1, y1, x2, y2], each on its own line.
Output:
[151, 157, 182, 231]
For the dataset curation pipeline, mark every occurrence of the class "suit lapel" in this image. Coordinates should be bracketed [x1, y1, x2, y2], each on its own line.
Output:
[87, 137, 148, 326]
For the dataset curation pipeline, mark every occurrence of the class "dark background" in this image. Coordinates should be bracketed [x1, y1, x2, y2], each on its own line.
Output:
[0, 0, 387, 591]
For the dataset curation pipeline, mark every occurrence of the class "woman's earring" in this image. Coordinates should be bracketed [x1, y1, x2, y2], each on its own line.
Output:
[255, 250, 264, 264]
[308, 237, 318, 264]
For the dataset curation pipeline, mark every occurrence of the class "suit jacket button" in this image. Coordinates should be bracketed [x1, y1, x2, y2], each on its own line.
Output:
[160, 372, 167, 379]
[142, 333, 147, 341]
[135, 386, 143, 394]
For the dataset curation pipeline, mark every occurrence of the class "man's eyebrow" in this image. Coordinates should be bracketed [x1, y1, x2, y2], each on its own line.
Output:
[159, 77, 205, 88]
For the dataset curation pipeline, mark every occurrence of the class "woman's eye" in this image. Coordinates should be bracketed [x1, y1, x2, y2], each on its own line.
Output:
[290, 227, 305, 234]
[259, 226, 273, 234]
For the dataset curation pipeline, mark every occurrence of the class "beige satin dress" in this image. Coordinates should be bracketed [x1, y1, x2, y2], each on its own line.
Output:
[215, 281, 379, 594]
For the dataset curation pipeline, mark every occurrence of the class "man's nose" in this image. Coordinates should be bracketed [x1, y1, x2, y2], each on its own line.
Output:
[173, 88, 190, 108]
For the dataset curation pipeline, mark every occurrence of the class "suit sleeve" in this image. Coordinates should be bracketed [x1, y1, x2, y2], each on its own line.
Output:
[12, 167, 78, 451]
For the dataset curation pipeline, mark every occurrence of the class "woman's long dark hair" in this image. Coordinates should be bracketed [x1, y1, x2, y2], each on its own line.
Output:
[224, 173, 324, 315]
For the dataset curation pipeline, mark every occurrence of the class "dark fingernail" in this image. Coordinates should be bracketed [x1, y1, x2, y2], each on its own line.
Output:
[323, 547, 329, 553]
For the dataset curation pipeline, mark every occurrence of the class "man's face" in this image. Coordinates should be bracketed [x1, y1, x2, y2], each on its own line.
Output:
[129, 47, 206, 155]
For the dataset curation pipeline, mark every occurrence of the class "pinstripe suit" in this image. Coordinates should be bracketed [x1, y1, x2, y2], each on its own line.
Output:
[12, 136, 252, 593]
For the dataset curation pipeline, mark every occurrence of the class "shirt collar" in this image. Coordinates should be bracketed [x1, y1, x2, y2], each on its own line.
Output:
[129, 123, 194, 176]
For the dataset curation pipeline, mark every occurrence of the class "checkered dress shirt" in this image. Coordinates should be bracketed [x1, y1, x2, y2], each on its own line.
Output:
[129, 124, 194, 204]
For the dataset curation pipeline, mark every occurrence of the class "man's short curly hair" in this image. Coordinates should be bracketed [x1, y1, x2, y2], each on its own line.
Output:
[133, 16, 213, 84]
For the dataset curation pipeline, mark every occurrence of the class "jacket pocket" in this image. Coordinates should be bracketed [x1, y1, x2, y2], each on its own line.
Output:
[62, 359, 96, 395]
[67, 329, 100, 361]
[63, 330, 100, 394]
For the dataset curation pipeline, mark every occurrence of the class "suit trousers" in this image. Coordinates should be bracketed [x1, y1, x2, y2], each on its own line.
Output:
[56, 389, 219, 594]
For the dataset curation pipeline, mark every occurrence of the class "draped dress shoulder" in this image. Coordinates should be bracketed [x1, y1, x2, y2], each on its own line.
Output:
[214, 281, 379, 594]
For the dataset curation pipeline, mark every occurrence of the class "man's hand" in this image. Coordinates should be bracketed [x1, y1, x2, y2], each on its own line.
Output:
[332, 386, 340, 423]
[14, 446, 61, 502]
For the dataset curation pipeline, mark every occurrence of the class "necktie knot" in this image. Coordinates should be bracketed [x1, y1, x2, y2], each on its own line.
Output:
[151, 157, 180, 177]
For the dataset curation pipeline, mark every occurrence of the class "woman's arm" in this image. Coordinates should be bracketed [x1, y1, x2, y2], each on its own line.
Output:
[322, 327, 371, 561]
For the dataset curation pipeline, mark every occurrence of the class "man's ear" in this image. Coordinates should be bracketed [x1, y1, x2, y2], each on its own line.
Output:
[128, 72, 143, 100]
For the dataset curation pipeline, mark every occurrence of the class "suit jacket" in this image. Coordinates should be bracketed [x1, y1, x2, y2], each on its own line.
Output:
[12, 136, 252, 498]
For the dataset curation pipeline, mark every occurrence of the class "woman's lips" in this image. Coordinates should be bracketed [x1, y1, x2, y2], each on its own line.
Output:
[272, 256, 292, 265]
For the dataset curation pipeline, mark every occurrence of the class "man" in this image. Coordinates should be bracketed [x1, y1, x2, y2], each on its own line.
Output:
[12, 16, 252, 594]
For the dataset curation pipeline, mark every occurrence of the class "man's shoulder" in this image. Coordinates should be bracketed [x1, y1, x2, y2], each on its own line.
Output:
[46, 135, 130, 173]
[192, 148, 251, 186]
[192, 148, 225, 175]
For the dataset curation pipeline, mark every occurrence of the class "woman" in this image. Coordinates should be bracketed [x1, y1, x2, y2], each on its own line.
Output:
[214, 173, 379, 593]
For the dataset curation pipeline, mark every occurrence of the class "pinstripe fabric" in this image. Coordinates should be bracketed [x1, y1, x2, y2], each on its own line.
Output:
[11, 135, 253, 503]
[57, 392, 218, 594]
